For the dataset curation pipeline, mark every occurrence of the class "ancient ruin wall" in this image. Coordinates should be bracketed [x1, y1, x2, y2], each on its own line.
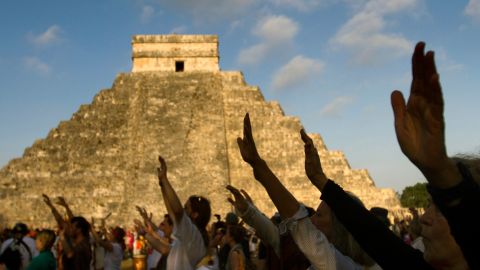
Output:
[0, 71, 403, 227]
[132, 35, 219, 72]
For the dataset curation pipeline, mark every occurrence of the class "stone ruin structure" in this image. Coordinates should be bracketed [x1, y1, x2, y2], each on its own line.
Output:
[0, 35, 404, 227]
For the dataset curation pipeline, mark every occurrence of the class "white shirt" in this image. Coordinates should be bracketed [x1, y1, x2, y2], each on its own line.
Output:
[280, 204, 363, 270]
[104, 242, 123, 270]
[167, 212, 206, 270]
[147, 230, 164, 269]
[237, 202, 281, 256]
[0, 236, 38, 270]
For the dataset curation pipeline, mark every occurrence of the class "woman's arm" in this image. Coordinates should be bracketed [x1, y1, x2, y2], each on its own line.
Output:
[157, 156, 184, 224]
[226, 185, 281, 256]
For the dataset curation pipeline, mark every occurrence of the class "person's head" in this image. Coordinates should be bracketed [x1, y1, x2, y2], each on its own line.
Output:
[159, 214, 173, 237]
[35, 229, 56, 252]
[185, 195, 211, 246]
[224, 225, 246, 247]
[370, 207, 391, 228]
[420, 203, 468, 269]
[12, 223, 29, 240]
[185, 196, 211, 230]
[311, 194, 375, 267]
[70, 216, 90, 238]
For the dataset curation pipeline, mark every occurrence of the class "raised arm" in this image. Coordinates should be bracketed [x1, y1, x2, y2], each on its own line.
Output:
[157, 156, 184, 224]
[42, 194, 65, 229]
[56, 196, 74, 220]
[237, 113, 299, 219]
[301, 130, 431, 269]
[391, 41, 480, 269]
[391, 42, 461, 189]
[90, 218, 114, 252]
[226, 185, 280, 256]
[134, 219, 170, 255]
[136, 206, 159, 232]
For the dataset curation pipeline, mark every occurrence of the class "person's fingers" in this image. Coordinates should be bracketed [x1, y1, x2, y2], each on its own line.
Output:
[226, 185, 243, 199]
[158, 156, 167, 172]
[240, 189, 252, 203]
[244, 113, 254, 143]
[391, 91, 407, 130]
[227, 198, 235, 206]
[411, 42, 426, 95]
[300, 129, 313, 145]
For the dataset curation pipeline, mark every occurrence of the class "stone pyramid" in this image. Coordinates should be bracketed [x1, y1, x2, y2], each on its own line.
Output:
[0, 35, 402, 227]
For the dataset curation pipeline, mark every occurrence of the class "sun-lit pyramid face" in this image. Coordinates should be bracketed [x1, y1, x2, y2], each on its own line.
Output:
[131, 35, 219, 73]
[0, 35, 404, 227]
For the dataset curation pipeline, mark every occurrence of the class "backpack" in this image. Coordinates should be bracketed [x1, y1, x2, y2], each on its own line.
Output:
[0, 238, 33, 270]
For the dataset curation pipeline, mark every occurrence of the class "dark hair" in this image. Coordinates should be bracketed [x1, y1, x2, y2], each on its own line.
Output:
[227, 225, 246, 244]
[188, 195, 211, 246]
[70, 216, 90, 237]
[112, 227, 126, 251]
[12, 223, 29, 236]
[164, 214, 173, 226]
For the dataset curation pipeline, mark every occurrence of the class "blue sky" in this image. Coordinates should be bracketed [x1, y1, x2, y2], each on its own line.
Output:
[0, 0, 479, 192]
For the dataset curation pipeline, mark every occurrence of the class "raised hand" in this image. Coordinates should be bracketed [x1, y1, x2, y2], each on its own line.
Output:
[241, 189, 253, 205]
[42, 194, 53, 207]
[237, 113, 263, 166]
[55, 196, 68, 208]
[157, 156, 168, 187]
[391, 42, 460, 188]
[300, 129, 327, 190]
[226, 185, 249, 213]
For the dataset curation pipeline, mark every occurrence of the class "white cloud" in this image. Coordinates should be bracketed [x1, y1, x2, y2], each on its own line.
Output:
[27, 25, 62, 46]
[272, 55, 325, 90]
[141, 5, 155, 23]
[330, 0, 416, 65]
[320, 96, 354, 117]
[436, 48, 465, 73]
[24, 57, 51, 74]
[238, 15, 299, 65]
[269, 0, 329, 11]
[465, 0, 480, 20]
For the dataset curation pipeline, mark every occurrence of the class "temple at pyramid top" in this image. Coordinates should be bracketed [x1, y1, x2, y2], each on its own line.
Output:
[131, 35, 220, 72]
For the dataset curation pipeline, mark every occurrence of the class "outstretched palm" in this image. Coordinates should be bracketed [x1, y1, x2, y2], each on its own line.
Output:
[237, 113, 262, 165]
[157, 156, 168, 187]
[391, 42, 448, 173]
[300, 129, 327, 189]
[226, 185, 249, 213]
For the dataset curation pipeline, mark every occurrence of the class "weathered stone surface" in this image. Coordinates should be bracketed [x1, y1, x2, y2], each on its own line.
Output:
[0, 35, 404, 227]
[132, 34, 219, 72]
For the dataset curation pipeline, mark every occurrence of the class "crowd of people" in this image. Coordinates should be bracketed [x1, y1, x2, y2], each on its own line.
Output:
[0, 42, 478, 270]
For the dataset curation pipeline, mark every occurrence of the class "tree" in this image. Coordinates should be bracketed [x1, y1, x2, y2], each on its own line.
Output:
[400, 182, 429, 208]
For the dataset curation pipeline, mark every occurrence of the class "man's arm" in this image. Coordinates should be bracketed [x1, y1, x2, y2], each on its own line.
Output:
[236, 113, 299, 219]
[391, 41, 479, 269]
[301, 129, 432, 269]
[42, 194, 66, 229]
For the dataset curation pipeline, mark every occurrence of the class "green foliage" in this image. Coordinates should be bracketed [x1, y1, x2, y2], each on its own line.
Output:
[400, 182, 429, 208]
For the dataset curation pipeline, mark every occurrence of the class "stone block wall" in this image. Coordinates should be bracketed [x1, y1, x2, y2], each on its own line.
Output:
[0, 71, 404, 227]
[132, 35, 219, 72]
